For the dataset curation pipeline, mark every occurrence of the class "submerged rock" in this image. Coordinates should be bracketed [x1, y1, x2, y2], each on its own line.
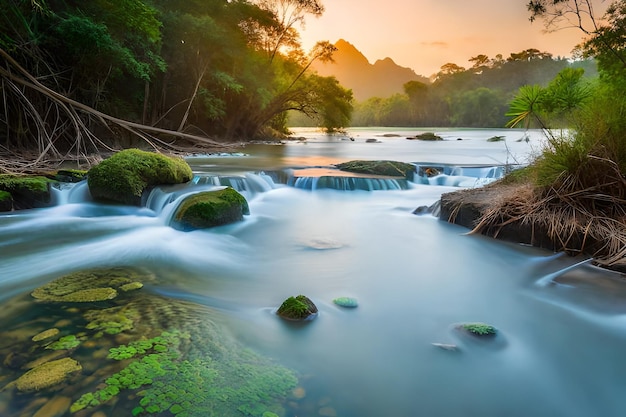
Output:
[332, 297, 358, 308]
[31, 267, 154, 303]
[14, 357, 82, 392]
[87, 149, 193, 205]
[408, 132, 443, 141]
[32, 328, 60, 342]
[277, 295, 318, 321]
[171, 187, 250, 231]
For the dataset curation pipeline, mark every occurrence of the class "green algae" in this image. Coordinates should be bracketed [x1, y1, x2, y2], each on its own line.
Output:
[71, 330, 297, 416]
[46, 335, 81, 350]
[84, 305, 138, 337]
[32, 328, 60, 342]
[14, 357, 82, 392]
[31, 267, 152, 303]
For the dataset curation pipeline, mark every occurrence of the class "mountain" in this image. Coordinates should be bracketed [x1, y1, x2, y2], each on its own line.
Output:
[312, 39, 430, 101]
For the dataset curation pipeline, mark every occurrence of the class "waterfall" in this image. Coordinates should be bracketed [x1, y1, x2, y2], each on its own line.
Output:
[289, 176, 408, 191]
[50, 181, 93, 205]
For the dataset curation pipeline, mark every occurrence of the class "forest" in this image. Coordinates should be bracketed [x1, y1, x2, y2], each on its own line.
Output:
[0, 0, 353, 166]
[343, 51, 597, 128]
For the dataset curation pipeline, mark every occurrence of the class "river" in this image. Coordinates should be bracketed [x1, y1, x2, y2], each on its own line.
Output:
[1, 127, 626, 417]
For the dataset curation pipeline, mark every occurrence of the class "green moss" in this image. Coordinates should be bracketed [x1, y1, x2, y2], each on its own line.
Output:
[0, 190, 11, 202]
[0, 174, 52, 208]
[173, 187, 250, 231]
[46, 334, 81, 350]
[335, 160, 415, 179]
[84, 305, 138, 337]
[120, 282, 144, 292]
[462, 323, 497, 336]
[277, 295, 318, 320]
[87, 149, 193, 205]
[14, 357, 82, 392]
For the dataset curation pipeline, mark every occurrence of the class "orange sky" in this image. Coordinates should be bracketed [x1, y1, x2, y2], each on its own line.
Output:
[299, 0, 608, 77]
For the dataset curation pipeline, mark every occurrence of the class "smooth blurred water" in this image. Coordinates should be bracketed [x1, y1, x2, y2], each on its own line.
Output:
[2, 128, 626, 416]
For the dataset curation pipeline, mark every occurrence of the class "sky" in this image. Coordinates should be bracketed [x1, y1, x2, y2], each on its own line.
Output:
[299, 0, 608, 77]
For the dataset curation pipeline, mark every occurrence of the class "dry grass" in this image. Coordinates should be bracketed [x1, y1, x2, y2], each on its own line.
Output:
[472, 155, 626, 267]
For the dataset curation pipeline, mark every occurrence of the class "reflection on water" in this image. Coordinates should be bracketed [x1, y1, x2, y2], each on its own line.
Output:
[1, 129, 625, 416]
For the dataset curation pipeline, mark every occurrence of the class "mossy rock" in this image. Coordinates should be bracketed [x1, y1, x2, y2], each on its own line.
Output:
[458, 322, 497, 337]
[334, 160, 415, 179]
[31, 267, 154, 303]
[14, 357, 82, 392]
[0, 174, 52, 209]
[277, 295, 318, 321]
[0, 189, 13, 211]
[487, 135, 505, 142]
[411, 132, 443, 141]
[87, 149, 193, 206]
[172, 187, 250, 231]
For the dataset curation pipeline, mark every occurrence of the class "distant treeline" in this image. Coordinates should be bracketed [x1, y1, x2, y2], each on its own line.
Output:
[291, 49, 597, 128]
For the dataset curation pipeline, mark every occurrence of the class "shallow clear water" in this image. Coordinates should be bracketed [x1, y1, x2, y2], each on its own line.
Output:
[2, 128, 626, 416]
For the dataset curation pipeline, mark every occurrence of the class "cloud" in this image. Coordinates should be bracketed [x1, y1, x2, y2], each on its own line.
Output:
[420, 41, 449, 49]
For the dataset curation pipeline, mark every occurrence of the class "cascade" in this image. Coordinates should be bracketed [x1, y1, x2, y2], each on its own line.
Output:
[289, 175, 407, 191]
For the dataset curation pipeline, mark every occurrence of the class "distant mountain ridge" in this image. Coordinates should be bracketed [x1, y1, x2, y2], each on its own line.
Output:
[312, 39, 429, 101]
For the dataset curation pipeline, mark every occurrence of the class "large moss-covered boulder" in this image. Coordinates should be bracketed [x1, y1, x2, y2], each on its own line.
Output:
[172, 187, 250, 231]
[335, 160, 415, 180]
[87, 149, 193, 206]
[0, 174, 53, 210]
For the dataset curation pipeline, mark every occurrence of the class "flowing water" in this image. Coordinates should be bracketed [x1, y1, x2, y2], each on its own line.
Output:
[2, 128, 626, 417]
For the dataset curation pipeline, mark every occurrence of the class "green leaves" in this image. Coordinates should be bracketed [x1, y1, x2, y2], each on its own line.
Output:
[505, 84, 545, 128]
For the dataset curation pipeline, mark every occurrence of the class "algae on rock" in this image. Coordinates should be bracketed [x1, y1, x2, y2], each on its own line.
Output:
[14, 357, 82, 392]
[31, 267, 154, 303]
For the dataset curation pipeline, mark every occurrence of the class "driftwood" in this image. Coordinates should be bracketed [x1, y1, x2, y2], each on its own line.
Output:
[0, 47, 232, 172]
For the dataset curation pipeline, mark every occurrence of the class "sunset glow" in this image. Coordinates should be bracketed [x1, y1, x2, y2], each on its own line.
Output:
[300, 0, 609, 77]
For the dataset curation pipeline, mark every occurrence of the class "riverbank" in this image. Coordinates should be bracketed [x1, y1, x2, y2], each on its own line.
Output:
[439, 179, 626, 271]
